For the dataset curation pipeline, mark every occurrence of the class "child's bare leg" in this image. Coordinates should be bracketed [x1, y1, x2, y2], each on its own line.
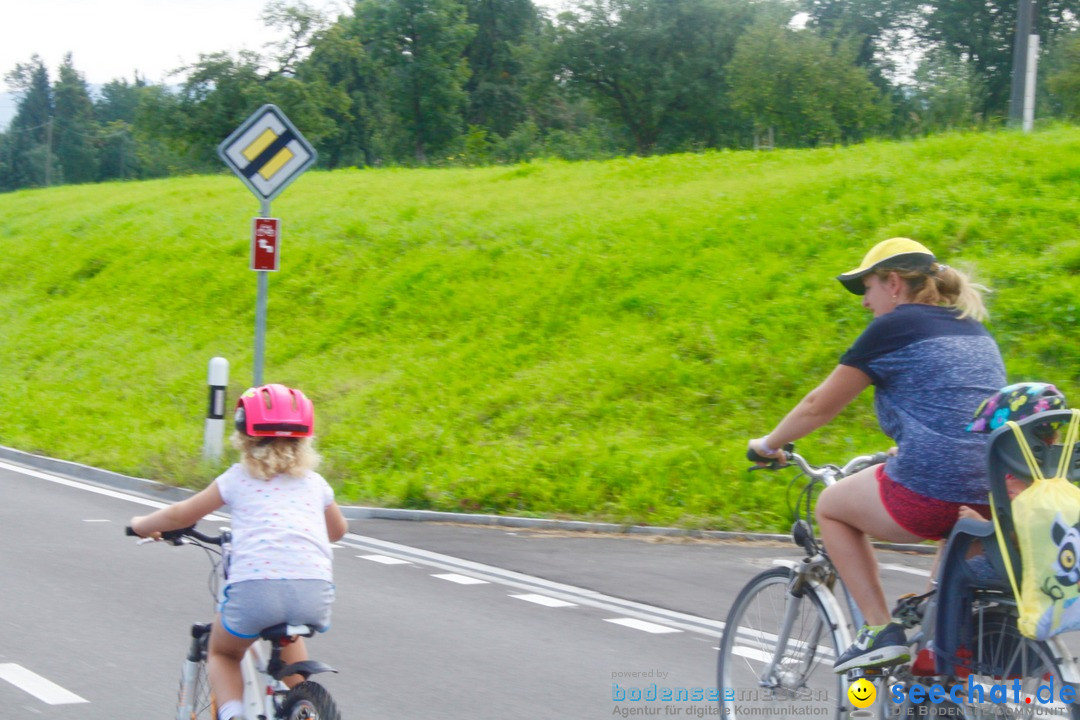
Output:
[208, 617, 255, 714]
[279, 636, 309, 688]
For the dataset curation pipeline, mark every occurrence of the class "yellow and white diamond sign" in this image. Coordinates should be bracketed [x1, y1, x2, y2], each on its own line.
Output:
[218, 104, 317, 202]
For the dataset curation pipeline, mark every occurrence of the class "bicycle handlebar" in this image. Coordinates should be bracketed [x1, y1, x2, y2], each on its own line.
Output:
[125, 525, 225, 546]
[748, 444, 891, 486]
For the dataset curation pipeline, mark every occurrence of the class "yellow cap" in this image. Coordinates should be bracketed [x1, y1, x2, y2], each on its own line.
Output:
[837, 237, 936, 295]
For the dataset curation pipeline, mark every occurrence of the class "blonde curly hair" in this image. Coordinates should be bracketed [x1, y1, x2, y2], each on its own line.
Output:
[231, 432, 320, 479]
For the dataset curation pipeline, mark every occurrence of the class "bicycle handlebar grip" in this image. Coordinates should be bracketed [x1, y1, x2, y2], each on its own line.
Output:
[746, 442, 795, 465]
[746, 446, 773, 463]
[125, 526, 137, 536]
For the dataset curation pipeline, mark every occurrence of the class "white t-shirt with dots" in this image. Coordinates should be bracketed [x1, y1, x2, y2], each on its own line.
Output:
[215, 463, 335, 584]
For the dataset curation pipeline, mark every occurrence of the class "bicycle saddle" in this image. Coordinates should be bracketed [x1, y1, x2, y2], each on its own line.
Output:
[260, 623, 319, 641]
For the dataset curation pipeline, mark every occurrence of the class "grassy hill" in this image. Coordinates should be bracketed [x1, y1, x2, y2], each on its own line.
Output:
[1, 127, 1077, 532]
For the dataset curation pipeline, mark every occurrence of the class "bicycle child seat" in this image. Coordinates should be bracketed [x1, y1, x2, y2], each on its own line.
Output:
[933, 409, 1080, 674]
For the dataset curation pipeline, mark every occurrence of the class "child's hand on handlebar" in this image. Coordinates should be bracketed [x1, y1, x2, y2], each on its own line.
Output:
[129, 515, 162, 541]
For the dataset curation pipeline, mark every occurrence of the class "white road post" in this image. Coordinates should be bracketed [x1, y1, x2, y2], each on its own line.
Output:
[1023, 34, 1040, 132]
[203, 357, 230, 461]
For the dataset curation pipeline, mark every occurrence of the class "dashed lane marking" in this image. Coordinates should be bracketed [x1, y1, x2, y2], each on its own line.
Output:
[605, 618, 682, 634]
[511, 593, 577, 608]
[0, 664, 88, 705]
[359, 554, 413, 565]
[433, 573, 490, 585]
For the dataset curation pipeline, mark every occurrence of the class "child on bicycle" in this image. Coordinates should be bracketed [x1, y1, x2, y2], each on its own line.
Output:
[131, 383, 348, 720]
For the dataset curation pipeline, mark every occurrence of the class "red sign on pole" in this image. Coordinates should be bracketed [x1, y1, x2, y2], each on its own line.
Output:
[251, 217, 281, 271]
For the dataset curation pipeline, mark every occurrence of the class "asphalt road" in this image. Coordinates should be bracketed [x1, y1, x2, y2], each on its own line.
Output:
[0, 459, 937, 719]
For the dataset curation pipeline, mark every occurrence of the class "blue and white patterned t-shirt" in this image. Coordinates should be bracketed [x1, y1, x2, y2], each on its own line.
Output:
[839, 304, 1006, 504]
[215, 463, 335, 584]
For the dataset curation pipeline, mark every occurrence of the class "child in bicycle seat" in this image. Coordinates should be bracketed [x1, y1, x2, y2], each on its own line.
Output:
[957, 382, 1067, 583]
[130, 383, 348, 720]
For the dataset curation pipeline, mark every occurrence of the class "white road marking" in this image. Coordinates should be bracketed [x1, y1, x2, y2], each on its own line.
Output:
[605, 618, 682, 634]
[5, 458, 935, 638]
[433, 573, 490, 585]
[82, 519, 111, 523]
[731, 645, 774, 663]
[0, 460, 226, 521]
[359, 554, 412, 565]
[337, 536, 724, 637]
[511, 593, 577, 608]
[0, 664, 88, 705]
[881, 563, 931, 577]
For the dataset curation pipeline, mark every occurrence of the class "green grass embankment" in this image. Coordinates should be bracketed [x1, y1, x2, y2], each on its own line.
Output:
[0, 127, 1077, 531]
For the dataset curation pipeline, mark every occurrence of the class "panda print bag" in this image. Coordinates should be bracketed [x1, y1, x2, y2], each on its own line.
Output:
[992, 410, 1080, 639]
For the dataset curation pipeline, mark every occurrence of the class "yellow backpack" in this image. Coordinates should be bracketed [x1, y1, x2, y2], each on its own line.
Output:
[990, 409, 1080, 639]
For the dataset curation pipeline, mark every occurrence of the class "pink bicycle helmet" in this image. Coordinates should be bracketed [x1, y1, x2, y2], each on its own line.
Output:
[235, 384, 314, 437]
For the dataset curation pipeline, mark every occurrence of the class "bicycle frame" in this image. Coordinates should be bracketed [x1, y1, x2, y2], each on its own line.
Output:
[240, 640, 286, 720]
[765, 556, 857, 686]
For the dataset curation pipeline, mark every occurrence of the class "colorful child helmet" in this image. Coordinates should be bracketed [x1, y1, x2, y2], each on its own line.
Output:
[966, 382, 1067, 434]
[235, 384, 314, 437]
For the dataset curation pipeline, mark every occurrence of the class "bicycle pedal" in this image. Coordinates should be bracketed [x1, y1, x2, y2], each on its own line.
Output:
[891, 590, 934, 629]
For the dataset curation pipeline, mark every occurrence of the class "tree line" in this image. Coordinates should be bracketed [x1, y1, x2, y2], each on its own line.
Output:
[2, 0, 1080, 192]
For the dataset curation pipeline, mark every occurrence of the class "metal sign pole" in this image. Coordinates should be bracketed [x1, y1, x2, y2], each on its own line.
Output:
[218, 105, 316, 388]
[254, 198, 270, 386]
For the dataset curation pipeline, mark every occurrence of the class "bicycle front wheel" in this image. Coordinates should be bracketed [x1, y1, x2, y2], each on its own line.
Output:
[718, 565, 848, 719]
[176, 657, 215, 720]
[281, 680, 341, 720]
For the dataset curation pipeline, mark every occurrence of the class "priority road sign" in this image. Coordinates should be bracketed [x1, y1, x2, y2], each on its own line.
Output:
[218, 104, 317, 203]
[251, 217, 281, 271]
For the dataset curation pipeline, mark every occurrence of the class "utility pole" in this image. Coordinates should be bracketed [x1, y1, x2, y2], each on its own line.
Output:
[1008, 0, 1036, 128]
[44, 117, 53, 186]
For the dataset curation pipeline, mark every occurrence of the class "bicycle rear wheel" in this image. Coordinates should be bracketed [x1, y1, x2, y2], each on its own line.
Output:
[717, 565, 848, 719]
[945, 605, 1080, 719]
[281, 680, 341, 720]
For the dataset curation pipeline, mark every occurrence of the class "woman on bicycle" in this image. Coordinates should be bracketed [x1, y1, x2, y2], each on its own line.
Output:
[131, 383, 348, 720]
[747, 237, 1005, 673]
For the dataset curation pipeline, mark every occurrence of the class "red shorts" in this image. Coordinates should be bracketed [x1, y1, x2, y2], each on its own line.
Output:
[877, 465, 990, 541]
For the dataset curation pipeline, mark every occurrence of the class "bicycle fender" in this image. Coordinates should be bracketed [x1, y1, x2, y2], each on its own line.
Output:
[273, 660, 338, 681]
[770, 559, 799, 571]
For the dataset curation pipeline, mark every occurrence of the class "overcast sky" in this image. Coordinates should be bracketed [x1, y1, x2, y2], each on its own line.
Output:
[2, 0, 349, 92]
[1, 0, 568, 91]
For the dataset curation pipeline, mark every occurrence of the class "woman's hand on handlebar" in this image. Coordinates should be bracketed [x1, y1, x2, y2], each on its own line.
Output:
[747, 437, 788, 466]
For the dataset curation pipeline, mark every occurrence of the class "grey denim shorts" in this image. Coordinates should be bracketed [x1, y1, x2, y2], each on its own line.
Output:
[219, 579, 335, 639]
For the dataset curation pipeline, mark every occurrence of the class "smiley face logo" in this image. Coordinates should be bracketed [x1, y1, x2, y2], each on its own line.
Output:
[848, 678, 876, 709]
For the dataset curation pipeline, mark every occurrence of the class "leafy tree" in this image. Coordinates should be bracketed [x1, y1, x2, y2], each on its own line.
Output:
[800, 0, 920, 70]
[95, 77, 149, 181]
[52, 54, 99, 184]
[1046, 31, 1080, 119]
[166, 51, 272, 169]
[552, 0, 758, 155]
[906, 49, 987, 132]
[298, 19, 385, 167]
[0, 56, 55, 191]
[262, 0, 332, 75]
[353, 0, 476, 164]
[462, 0, 540, 138]
[728, 21, 889, 146]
